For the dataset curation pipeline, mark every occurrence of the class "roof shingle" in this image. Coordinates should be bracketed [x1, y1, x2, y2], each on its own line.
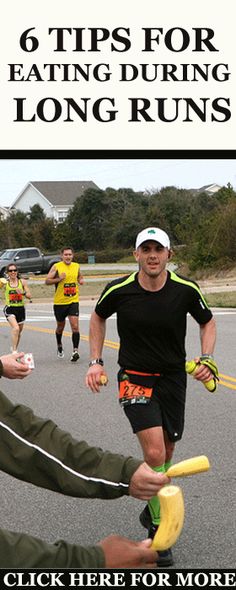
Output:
[30, 180, 99, 206]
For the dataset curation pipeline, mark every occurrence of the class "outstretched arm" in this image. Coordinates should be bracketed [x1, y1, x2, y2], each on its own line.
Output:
[86, 311, 108, 392]
[0, 529, 156, 568]
[0, 352, 31, 379]
[78, 269, 84, 285]
[194, 317, 217, 382]
[0, 390, 168, 500]
[22, 278, 32, 301]
[200, 317, 216, 356]
[0, 389, 140, 499]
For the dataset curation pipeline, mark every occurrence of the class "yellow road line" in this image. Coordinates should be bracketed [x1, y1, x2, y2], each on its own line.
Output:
[219, 372, 236, 383]
[219, 380, 236, 391]
[1, 323, 235, 390]
[23, 326, 120, 349]
[22, 326, 236, 390]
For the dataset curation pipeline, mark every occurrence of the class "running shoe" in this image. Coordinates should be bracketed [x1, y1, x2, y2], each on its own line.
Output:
[157, 548, 173, 567]
[57, 347, 64, 359]
[70, 350, 80, 362]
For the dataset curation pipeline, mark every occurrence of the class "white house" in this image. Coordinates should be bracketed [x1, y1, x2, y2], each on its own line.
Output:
[194, 183, 222, 195]
[0, 206, 10, 220]
[10, 180, 99, 222]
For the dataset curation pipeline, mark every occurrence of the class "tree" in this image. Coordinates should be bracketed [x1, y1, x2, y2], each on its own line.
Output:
[28, 204, 46, 224]
[64, 187, 149, 251]
[105, 188, 149, 248]
[0, 183, 235, 270]
[65, 188, 107, 250]
[0, 207, 57, 251]
[186, 196, 236, 269]
[146, 187, 195, 244]
[4, 210, 29, 247]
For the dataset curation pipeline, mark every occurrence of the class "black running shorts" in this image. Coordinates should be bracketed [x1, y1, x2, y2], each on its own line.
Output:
[53, 302, 79, 322]
[118, 369, 186, 442]
[4, 305, 26, 324]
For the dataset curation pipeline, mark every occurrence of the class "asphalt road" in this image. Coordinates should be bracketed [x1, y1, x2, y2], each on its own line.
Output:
[0, 302, 236, 569]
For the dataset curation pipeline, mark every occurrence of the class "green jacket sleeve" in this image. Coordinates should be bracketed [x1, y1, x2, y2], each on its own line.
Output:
[0, 528, 105, 568]
[0, 389, 143, 567]
[0, 390, 141, 499]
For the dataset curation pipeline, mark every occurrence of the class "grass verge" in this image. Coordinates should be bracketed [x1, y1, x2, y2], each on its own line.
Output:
[205, 292, 236, 308]
[28, 283, 236, 307]
[28, 281, 106, 301]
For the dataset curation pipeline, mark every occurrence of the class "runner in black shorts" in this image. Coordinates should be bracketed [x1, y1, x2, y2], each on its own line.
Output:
[45, 247, 84, 362]
[4, 305, 26, 324]
[86, 227, 217, 567]
[119, 370, 186, 442]
[2, 264, 32, 352]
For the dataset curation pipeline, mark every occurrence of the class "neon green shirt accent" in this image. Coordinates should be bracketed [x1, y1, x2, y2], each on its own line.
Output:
[97, 272, 136, 306]
[169, 271, 210, 309]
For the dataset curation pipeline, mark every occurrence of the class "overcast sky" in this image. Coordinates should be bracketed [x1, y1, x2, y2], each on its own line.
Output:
[0, 158, 236, 207]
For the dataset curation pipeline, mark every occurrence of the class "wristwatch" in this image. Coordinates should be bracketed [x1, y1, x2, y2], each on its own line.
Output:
[89, 358, 104, 367]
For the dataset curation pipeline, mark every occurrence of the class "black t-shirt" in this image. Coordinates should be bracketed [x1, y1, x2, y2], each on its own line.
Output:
[95, 271, 213, 373]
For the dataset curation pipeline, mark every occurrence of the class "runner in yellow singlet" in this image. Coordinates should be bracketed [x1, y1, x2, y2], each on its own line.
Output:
[45, 247, 84, 361]
[1, 264, 32, 352]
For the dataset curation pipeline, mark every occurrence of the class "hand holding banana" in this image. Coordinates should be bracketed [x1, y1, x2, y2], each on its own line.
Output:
[151, 455, 210, 551]
[186, 355, 219, 392]
[0, 277, 7, 288]
[151, 485, 185, 551]
[99, 375, 108, 386]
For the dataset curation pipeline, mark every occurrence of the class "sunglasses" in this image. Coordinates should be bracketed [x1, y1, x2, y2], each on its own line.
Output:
[8, 269, 17, 272]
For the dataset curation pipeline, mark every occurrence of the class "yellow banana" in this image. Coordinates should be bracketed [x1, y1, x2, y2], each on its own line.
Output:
[166, 455, 210, 478]
[0, 277, 7, 288]
[100, 375, 108, 385]
[186, 360, 217, 392]
[151, 485, 184, 551]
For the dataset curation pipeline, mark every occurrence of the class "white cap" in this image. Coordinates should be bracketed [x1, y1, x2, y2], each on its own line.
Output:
[135, 227, 170, 250]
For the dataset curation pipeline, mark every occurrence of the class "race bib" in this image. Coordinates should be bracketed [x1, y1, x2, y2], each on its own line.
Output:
[64, 283, 76, 297]
[9, 291, 23, 303]
[119, 379, 152, 406]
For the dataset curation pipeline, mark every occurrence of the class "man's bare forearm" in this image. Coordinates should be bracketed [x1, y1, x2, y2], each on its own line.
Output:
[200, 317, 216, 355]
[89, 311, 106, 359]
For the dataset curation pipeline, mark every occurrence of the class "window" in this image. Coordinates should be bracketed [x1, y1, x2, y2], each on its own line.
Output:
[58, 211, 68, 223]
[15, 251, 27, 260]
[27, 249, 39, 258]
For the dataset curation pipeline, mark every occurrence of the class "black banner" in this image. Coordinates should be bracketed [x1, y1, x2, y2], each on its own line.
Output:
[0, 569, 235, 590]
